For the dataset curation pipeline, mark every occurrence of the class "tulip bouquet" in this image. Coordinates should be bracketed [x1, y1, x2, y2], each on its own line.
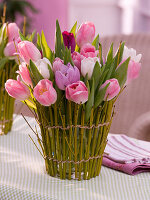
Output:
[5, 20, 141, 180]
[0, 22, 20, 134]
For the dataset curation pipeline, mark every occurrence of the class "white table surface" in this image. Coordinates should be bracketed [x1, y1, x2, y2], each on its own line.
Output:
[0, 115, 150, 200]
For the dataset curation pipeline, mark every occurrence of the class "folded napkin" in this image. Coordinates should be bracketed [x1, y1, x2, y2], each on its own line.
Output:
[102, 134, 150, 175]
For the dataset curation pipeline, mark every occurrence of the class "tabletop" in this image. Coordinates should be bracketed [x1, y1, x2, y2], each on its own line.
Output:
[0, 115, 150, 200]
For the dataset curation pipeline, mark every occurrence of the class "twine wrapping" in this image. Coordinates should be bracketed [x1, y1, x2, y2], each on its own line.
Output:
[44, 154, 102, 164]
[44, 122, 110, 130]
[0, 119, 13, 124]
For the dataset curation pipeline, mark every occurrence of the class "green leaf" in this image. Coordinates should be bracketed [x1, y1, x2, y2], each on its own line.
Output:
[0, 57, 9, 70]
[47, 64, 54, 81]
[96, 69, 109, 91]
[113, 57, 130, 87]
[106, 43, 113, 65]
[0, 38, 7, 56]
[114, 42, 125, 67]
[92, 34, 99, 50]
[85, 79, 95, 122]
[94, 83, 110, 108]
[99, 43, 103, 66]
[37, 33, 41, 50]
[91, 61, 102, 91]
[29, 60, 44, 85]
[22, 99, 36, 110]
[55, 20, 65, 59]
[41, 30, 53, 64]
[63, 47, 74, 65]
[54, 83, 63, 105]
[70, 21, 77, 35]
[19, 31, 28, 41]
[27, 30, 36, 42]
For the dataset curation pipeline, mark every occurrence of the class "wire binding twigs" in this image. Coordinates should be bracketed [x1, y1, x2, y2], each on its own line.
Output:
[44, 154, 102, 165]
[44, 122, 110, 130]
[0, 119, 13, 124]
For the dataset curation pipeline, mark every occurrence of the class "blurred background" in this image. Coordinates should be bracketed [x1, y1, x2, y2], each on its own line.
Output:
[1, 0, 150, 140]
[0, 0, 150, 48]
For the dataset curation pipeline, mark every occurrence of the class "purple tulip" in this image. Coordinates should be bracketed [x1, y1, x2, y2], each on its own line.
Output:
[62, 31, 76, 53]
[55, 63, 80, 90]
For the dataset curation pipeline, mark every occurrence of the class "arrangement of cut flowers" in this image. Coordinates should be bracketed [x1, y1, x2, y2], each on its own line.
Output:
[5, 20, 142, 180]
[0, 22, 20, 134]
[0, 17, 36, 134]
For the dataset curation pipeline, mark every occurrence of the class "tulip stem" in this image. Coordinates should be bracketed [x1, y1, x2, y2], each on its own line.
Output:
[83, 108, 93, 180]
[96, 101, 113, 176]
[49, 107, 57, 176]
[91, 102, 107, 177]
[54, 104, 62, 179]
[74, 103, 79, 179]
[88, 106, 101, 179]
[78, 108, 85, 180]
[68, 101, 72, 179]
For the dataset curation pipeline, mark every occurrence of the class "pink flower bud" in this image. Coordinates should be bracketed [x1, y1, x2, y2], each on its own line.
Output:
[66, 81, 88, 104]
[5, 76, 30, 100]
[72, 52, 85, 72]
[76, 22, 95, 48]
[4, 41, 17, 57]
[33, 79, 57, 106]
[101, 78, 120, 101]
[126, 60, 141, 85]
[53, 57, 64, 73]
[18, 41, 41, 64]
[7, 23, 19, 42]
[80, 43, 99, 58]
[17, 62, 32, 86]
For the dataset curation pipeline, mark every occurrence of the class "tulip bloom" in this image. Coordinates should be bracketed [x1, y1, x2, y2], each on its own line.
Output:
[66, 81, 88, 104]
[18, 41, 41, 64]
[55, 63, 80, 90]
[17, 62, 32, 86]
[100, 78, 120, 101]
[72, 52, 85, 72]
[53, 57, 64, 73]
[126, 61, 141, 85]
[122, 46, 142, 84]
[33, 79, 57, 106]
[76, 22, 95, 47]
[35, 57, 52, 79]
[7, 23, 20, 42]
[5, 76, 30, 101]
[80, 43, 98, 58]
[62, 31, 76, 53]
[81, 57, 100, 79]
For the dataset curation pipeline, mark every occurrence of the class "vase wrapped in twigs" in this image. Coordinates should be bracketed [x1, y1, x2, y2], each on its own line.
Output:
[33, 99, 114, 180]
[0, 62, 17, 134]
[0, 21, 20, 134]
[6, 20, 142, 180]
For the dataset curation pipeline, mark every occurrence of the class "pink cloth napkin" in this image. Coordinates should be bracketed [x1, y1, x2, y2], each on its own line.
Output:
[102, 134, 150, 175]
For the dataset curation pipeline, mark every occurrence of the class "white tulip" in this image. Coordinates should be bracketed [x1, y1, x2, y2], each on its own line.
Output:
[123, 46, 142, 63]
[35, 57, 52, 79]
[81, 57, 100, 80]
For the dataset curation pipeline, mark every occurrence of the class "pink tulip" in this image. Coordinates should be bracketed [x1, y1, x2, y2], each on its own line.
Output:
[7, 23, 19, 42]
[4, 41, 17, 57]
[66, 81, 88, 104]
[100, 78, 120, 101]
[53, 57, 64, 73]
[71, 52, 85, 71]
[17, 62, 32, 86]
[33, 79, 57, 106]
[5, 76, 30, 101]
[126, 60, 141, 85]
[18, 41, 41, 64]
[80, 43, 99, 58]
[76, 22, 95, 47]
